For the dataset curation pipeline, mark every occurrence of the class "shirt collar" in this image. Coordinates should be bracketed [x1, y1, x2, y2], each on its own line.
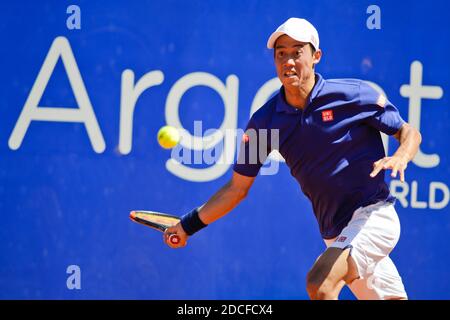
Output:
[276, 73, 325, 113]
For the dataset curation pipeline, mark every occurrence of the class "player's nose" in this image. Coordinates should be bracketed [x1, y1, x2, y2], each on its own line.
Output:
[283, 58, 295, 67]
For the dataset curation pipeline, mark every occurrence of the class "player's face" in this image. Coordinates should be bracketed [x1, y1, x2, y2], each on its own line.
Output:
[274, 35, 320, 89]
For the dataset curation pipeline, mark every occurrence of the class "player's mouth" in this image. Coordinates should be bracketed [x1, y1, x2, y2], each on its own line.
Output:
[284, 70, 298, 78]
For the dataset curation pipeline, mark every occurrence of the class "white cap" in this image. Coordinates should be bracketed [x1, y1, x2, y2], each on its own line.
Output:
[267, 18, 320, 51]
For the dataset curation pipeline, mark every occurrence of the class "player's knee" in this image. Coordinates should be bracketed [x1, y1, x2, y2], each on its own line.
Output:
[306, 281, 335, 300]
[306, 272, 335, 300]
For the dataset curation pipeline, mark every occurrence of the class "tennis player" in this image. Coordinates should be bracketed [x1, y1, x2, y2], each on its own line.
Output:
[164, 18, 422, 300]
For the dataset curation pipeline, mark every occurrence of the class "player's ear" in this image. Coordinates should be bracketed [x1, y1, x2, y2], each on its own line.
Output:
[313, 49, 322, 65]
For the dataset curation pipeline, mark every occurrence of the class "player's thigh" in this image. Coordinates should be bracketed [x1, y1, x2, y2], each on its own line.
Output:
[307, 247, 359, 288]
[348, 255, 407, 300]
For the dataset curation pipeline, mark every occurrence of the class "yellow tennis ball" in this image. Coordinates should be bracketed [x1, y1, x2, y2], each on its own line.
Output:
[157, 125, 180, 149]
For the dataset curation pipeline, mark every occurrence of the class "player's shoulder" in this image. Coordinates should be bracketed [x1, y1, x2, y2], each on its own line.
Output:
[325, 77, 364, 86]
[321, 77, 375, 100]
[323, 77, 365, 92]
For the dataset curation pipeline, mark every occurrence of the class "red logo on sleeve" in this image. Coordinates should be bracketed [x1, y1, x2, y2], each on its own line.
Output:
[242, 133, 250, 143]
[322, 110, 334, 122]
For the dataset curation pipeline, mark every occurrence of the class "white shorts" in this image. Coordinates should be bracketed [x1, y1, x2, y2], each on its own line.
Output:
[324, 201, 408, 300]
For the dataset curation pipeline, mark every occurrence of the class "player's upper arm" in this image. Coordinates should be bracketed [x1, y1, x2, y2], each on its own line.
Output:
[393, 122, 422, 144]
[393, 123, 407, 141]
[229, 171, 256, 198]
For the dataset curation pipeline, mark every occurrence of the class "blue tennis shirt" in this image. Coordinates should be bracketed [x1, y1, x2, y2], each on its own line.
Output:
[233, 73, 405, 239]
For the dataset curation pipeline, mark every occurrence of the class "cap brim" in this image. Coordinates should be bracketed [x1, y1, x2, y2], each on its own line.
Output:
[267, 31, 315, 49]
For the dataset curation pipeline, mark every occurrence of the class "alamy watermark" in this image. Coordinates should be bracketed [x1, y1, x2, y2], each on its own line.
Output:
[66, 264, 81, 290]
[170, 121, 281, 176]
[66, 5, 81, 30]
[366, 5, 381, 30]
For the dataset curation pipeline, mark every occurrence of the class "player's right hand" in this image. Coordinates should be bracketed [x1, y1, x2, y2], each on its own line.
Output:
[164, 222, 188, 248]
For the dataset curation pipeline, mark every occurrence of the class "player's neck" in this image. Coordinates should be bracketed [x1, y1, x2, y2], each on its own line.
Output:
[284, 75, 316, 110]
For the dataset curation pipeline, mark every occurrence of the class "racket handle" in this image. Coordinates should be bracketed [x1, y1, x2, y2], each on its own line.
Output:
[169, 234, 180, 245]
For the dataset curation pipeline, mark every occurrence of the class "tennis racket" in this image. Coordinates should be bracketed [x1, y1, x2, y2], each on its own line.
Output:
[129, 210, 181, 245]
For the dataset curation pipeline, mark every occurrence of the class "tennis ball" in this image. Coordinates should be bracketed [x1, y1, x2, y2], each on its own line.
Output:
[157, 125, 180, 149]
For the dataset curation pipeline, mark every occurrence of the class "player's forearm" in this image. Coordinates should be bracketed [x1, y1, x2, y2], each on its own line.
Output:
[197, 181, 248, 225]
[393, 123, 422, 162]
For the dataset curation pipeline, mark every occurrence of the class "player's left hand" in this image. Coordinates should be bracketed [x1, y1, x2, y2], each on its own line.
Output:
[370, 155, 408, 182]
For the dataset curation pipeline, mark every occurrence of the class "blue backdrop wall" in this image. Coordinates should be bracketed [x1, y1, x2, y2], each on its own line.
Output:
[0, 0, 449, 299]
